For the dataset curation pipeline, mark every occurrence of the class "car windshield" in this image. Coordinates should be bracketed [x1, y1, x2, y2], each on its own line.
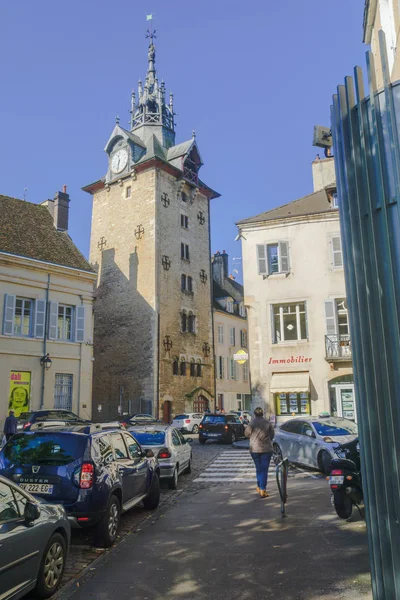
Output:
[174, 415, 189, 420]
[17, 412, 32, 422]
[312, 419, 358, 436]
[202, 416, 225, 423]
[1, 433, 86, 466]
[131, 431, 165, 445]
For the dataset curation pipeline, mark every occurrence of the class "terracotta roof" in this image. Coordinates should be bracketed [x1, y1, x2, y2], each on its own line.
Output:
[237, 188, 336, 226]
[0, 195, 94, 272]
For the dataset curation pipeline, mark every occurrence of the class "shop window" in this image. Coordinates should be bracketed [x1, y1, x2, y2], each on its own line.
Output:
[275, 392, 310, 416]
[272, 302, 307, 343]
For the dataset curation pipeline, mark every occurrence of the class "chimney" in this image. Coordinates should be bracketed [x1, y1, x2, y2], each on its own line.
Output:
[212, 250, 229, 286]
[221, 251, 229, 279]
[311, 157, 336, 192]
[53, 185, 70, 231]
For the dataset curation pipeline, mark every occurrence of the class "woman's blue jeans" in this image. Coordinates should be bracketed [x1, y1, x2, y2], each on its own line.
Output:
[251, 452, 273, 491]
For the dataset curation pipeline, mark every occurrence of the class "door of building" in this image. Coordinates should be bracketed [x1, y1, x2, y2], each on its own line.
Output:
[162, 400, 172, 424]
[335, 385, 357, 422]
[193, 395, 209, 413]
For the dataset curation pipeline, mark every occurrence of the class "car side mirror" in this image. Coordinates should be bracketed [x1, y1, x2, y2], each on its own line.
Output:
[24, 501, 40, 523]
[144, 449, 154, 458]
[187, 438, 193, 444]
[305, 430, 315, 438]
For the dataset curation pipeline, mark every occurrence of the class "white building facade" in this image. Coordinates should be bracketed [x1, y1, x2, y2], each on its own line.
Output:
[237, 158, 355, 423]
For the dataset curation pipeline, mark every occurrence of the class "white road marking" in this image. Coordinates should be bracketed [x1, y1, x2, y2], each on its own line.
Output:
[194, 450, 275, 484]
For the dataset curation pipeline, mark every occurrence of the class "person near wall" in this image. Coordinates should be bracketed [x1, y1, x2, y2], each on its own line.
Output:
[3, 409, 18, 442]
[245, 407, 275, 498]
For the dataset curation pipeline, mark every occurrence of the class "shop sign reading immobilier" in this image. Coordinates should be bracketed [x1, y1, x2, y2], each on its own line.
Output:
[268, 355, 312, 365]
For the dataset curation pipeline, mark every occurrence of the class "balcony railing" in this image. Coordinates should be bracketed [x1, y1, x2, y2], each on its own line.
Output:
[325, 334, 352, 360]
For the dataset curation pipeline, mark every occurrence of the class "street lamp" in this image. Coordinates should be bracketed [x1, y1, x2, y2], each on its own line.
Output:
[40, 354, 52, 370]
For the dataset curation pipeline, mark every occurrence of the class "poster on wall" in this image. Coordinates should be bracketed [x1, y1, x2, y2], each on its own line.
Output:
[9, 371, 31, 417]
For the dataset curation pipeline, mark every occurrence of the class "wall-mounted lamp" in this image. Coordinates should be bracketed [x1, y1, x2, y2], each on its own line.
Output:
[40, 354, 52, 370]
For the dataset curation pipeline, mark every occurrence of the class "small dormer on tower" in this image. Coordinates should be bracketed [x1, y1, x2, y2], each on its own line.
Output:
[130, 36, 175, 149]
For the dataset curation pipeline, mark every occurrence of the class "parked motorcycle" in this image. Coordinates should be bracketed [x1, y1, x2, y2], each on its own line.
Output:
[329, 437, 363, 519]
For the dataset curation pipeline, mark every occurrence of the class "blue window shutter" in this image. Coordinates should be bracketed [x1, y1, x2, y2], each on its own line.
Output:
[279, 241, 290, 273]
[48, 301, 58, 340]
[3, 294, 16, 335]
[34, 300, 46, 338]
[75, 306, 85, 342]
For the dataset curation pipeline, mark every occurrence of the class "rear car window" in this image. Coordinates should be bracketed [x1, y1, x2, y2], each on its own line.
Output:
[312, 420, 358, 436]
[17, 412, 32, 422]
[132, 431, 166, 445]
[202, 416, 225, 423]
[2, 433, 86, 466]
[174, 415, 188, 420]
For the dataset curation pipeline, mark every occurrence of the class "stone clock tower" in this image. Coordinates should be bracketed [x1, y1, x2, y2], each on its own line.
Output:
[84, 37, 219, 421]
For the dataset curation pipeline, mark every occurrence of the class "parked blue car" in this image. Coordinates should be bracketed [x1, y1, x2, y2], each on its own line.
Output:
[0, 425, 160, 547]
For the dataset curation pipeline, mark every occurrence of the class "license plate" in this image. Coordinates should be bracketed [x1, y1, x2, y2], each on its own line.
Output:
[20, 483, 54, 494]
[207, 433, 220, 437]
[330, 476, 344, 485]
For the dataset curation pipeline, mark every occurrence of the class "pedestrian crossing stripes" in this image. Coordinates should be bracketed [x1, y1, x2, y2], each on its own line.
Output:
[194, 450, 275, 483]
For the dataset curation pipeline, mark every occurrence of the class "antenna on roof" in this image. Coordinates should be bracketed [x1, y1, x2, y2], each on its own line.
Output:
[23, 187, 28, 201]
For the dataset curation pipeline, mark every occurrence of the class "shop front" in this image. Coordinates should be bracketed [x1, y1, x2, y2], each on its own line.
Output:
[270, 371, 311, 420]
[328, 374, 356, 422]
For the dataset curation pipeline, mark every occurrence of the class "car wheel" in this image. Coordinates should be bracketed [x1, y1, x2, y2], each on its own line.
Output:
[199, 437, 206, 444]
[319, 450, 332, 475]
[273, 443, 283, 465]
[95, 494, 121, 548]
[184, 458, 192, 474]
[333, 491, 353, 519]
[34, 532, 67, 598]
[168, 466, 179, 489]
[231, 431, 236, 444]
[143, 472, 160, 509]
[192, 424, 199, 434]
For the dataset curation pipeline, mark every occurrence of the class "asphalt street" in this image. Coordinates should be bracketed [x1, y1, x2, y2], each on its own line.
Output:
[58, 464, 372, 600]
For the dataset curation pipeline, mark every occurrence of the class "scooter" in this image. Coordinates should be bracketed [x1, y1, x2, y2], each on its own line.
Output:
[329, 437, 363, 519]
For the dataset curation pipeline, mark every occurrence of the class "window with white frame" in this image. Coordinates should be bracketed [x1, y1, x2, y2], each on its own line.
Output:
[243, 361, 249, 382]
[229, 358, 236, 380]
[14, 298, 33, 336]
[331, 236, 343, 268]
[181, 243, 190, 261]
[229, 327, 236, 346]
[54, 374, 73, 410]
[240, 330, 248, 348]
[272, 302, 307, 343]
[180, 214, 189, 229]
[239, 304, 246, 317]
[218, 356, 225, 379]
[226, 299, 234, 313]
[331, 193, 339, 208]
[57, 305, 73, 341]
[217, 325, 224, 344]
[325, 299, 349, 337]
[257, 242, 290, 275]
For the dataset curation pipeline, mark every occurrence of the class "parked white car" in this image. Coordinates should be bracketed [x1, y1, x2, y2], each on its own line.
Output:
[273, 416, 358, 474]
[128, 424, 192, 489]
[171, 413, 204, 433]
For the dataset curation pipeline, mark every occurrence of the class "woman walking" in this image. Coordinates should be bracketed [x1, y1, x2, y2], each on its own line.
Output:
[245, 407, 275, 498]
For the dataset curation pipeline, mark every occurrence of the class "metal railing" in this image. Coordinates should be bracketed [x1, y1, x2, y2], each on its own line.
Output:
[325, 334, 352, 359]
[276, 458, 289, 517]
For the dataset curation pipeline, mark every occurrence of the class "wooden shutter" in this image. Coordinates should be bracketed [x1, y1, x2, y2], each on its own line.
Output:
[48, 301, 58, 340]
[3, 294, 16, 335]
[34, 299, 47, 338]
[257, 245, 267, 274]
[279, 241, 290, 273]
[325, 300, 337, 335]
[75, 306, 85, 342]
[332, 236, 343, 267]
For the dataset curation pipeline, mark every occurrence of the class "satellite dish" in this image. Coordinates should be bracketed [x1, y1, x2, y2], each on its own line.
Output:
[313, 125, 332, 149]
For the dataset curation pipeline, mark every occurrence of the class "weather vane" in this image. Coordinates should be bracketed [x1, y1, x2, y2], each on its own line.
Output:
[145, 13, 156, 41]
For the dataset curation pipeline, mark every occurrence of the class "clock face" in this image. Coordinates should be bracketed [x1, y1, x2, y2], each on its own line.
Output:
[111, 148, 128, 173]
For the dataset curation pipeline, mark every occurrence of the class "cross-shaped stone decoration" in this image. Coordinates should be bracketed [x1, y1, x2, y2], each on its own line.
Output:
[197, 211, 205, 225]
[97, 236, 107, 250]
[202, 342, 211, 357]
[199, 269, 208, 283]
[134, 225, 145, 240]
[162, 255, 171, 271]
[161, 192, 170, 207]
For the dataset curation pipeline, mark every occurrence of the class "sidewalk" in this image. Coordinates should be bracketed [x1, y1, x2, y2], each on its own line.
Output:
[60, 478, 372, 600]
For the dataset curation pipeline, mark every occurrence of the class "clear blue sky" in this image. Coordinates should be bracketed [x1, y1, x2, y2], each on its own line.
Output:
[0, 0, 367, 278]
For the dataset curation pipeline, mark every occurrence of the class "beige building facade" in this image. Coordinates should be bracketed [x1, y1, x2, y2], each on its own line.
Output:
[0, 192, 96, 429]
[85, 39, 218, 422]
[212, 251, 251, 413]
[237, 158, 355, 423]
[364, 0, 400, 88]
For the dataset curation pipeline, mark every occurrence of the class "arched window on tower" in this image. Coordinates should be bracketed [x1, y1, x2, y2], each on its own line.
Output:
[181, 274, 186, 291]
[188, 313, 196, 333]
[196, 360, 202, 377]
[181, 310, 187, 332]
[190, 359, 196, 377]
[172, 359, 179, 376]
[180, 360, 186, 376]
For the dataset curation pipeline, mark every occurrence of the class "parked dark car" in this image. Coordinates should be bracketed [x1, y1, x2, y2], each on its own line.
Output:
[17, 409, 90, 431]
[0, 474, 71, 599]
[198, 414, 245, 444]
[0, 426, 160, 547]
